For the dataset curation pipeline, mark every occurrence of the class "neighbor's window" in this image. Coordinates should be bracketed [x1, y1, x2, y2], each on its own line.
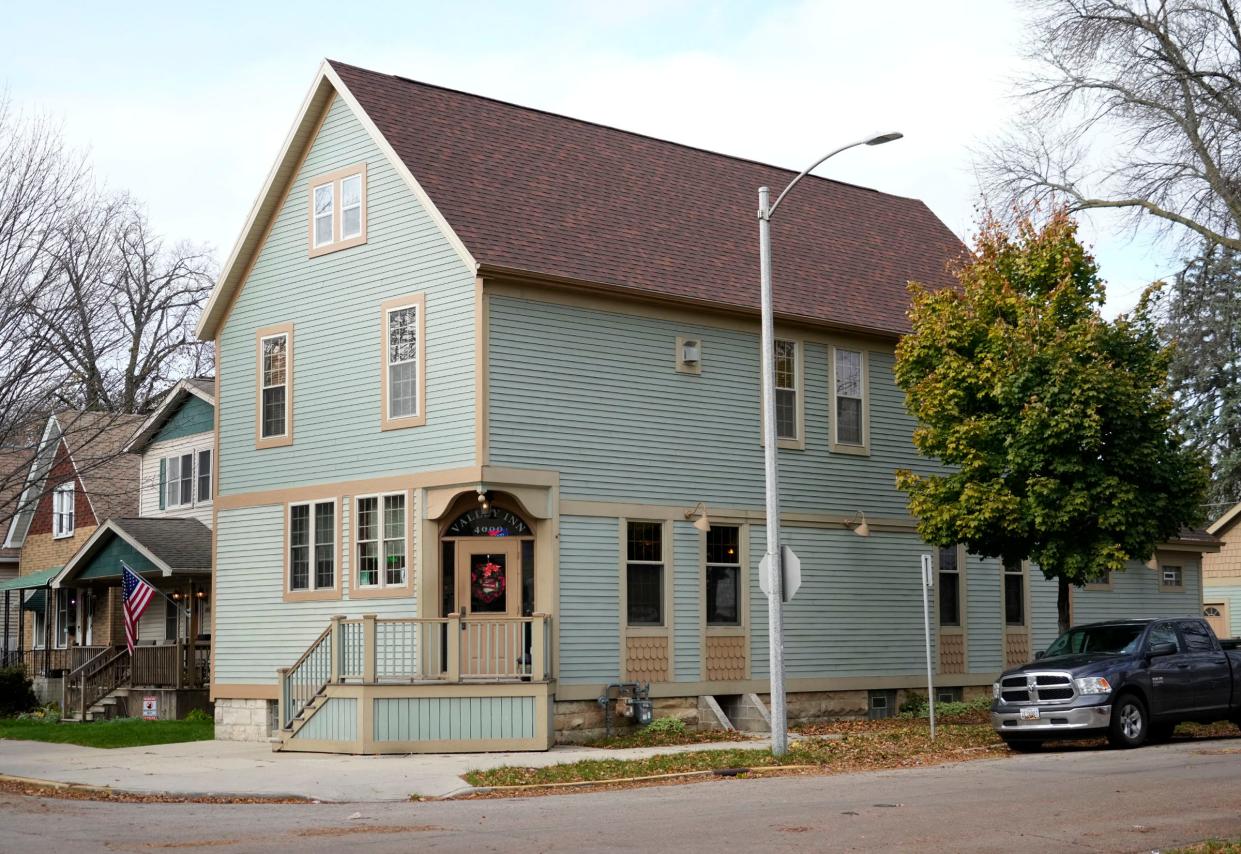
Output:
[356, 493, 407, 588]
[308, 165, 366, 255]
[260, 332, 289, 440]
[166, 452, 194, 508]
[706, 525, 741, 626]
[938, 545, 961, 626]
[289, 500, 335, 592]
[386, 301, 421, 421]
[626, 521, 664, 626]
[52, 482, 75, 538]
[1162, 566, 1183, 588]
[312, 183, 333, 247]
[774, 339, 798, 441]
[1003, 559, 1025, 626]
[834, 348, 864, 446]
[55, 588, 76, 648]
[165, 598, 179, 642]
[196, 449, 212, 503]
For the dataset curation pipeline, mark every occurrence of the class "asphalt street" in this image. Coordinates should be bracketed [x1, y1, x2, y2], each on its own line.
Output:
[3, 737, 1241, 853]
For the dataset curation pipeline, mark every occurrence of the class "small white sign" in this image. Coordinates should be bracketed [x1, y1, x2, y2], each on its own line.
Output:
[142, 695, 158, 720]
[921, 553, 934, 588]
[758, 546, 802, 603]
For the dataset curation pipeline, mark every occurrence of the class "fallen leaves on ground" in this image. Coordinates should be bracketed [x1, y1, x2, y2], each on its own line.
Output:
[0, 777, 308, 804]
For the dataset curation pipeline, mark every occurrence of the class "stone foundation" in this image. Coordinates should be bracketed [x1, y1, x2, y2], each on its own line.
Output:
[213, 698, 277, 742]
[554, 695, 700, 744]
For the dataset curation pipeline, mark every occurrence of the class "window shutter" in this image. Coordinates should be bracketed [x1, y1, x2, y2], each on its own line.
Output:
[158, 458, 166, 510]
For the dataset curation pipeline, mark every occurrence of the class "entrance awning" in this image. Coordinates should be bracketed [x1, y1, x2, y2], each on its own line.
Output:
[0, 566, 62, 592]
[21, 588, 46, 612]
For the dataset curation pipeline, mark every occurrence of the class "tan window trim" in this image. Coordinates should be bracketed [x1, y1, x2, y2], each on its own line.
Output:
[829, 345, 870, 456]
[1002, 559, 1029, 629]
[350, 490, 414, 600]
[283, 498, 342, 603]
[307, 162, 368, 258]
[380, 293, 427, 430]
[759, 337, 805, 451]
[1084, 569, 1114, 591]
[255, 322, 294, 449]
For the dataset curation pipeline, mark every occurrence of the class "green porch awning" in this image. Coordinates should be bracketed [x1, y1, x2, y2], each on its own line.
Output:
[21, 588, 46, 612]
[0, 566, 62, 592]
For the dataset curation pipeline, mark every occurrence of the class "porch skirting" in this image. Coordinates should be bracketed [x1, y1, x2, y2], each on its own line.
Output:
[277, 682, 555, 754]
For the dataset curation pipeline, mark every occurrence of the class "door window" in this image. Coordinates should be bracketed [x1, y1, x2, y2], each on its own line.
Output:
[1147, 622, 1182, 653]
[1178, 620, 1216, 653]
[468, 552, 509, 614]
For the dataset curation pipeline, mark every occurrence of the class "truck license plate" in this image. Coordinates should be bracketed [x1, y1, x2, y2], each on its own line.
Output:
[1019, 707, 1040, 721]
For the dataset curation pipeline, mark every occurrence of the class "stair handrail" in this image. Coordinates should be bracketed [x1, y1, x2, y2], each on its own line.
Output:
[66, 647, 130, 721]
[62, 645, 120, 716]
[279, 624, 334, 729]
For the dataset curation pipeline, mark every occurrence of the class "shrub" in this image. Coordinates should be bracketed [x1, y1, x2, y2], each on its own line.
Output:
[643, 716, 688, 736]
[899, 692, 928, 716]
[0, 667, 38, 717]
[183, 708, 213, 724]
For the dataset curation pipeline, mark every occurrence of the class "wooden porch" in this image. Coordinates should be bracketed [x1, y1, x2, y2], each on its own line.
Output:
[60, 641, 210, 721]
[277, 614, 554, 753]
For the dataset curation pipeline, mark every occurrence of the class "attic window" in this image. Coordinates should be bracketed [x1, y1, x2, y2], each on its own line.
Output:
[52, 482, 75, 539]
[307, 163, 367, 257]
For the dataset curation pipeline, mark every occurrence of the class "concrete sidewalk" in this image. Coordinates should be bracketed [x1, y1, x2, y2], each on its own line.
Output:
[0, 737, 765, 802]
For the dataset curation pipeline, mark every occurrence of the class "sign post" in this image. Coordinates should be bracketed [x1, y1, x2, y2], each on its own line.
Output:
[920, 553, 936, 741]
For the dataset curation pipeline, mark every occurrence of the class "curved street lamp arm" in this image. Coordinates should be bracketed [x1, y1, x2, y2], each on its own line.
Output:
[766, 134, 894, 220]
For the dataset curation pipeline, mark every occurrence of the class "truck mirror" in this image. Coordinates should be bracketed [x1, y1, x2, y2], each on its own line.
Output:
[1148, 641, 1178, 657]
[1034, 650, 1045, 660]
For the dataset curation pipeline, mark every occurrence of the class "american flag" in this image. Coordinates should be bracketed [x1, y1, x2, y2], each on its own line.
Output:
[121, 562, 157, 654]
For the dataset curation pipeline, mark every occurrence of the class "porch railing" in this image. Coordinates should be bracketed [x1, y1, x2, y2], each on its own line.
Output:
[63, 647, 130, 720]
[60, 642, 212, 720]
[3, 645, 107, 676]
[278, 614, 550, 730]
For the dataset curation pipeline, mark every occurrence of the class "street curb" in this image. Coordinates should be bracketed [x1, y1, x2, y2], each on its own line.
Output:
[0, 773, 317, 803]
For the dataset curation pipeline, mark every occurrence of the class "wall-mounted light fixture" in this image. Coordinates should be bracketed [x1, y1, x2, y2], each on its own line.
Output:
[476, 488, 491, 512]
[843, 511, 870, 538]
[684, 502, 712, 533]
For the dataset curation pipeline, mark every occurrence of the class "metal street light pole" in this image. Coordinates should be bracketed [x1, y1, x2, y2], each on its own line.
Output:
[757, 131, 903, 757]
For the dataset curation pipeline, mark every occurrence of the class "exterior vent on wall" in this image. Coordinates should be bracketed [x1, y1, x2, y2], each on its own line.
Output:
[675, 335, 702, 375]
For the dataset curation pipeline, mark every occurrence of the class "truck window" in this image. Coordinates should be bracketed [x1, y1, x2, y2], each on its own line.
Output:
[1044, 623, 1144, 657]
[1178, 620, 1215, 653]
[1147, 622, 1183, 653]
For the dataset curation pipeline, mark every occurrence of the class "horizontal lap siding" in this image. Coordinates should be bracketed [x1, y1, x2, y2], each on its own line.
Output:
[488, 297, 939, 513]
[1028, 572, 1062, 653]
[214, 505, 417, 684]
[967, 553, 1003, 673]
[217, 95, 474, 498]
[558, 516, 620, 683]
[140, 431, 214, 525]
[779, 528, 935, 677]
[1072, 560, 1202, 623]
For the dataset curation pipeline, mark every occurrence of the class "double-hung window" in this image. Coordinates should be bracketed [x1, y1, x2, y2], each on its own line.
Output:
[626, 522, 664, 626]
[196, 449, 212, 503]
[773, 339, 799, 442]
[706, 526, 741, 626]
[1003, 559, 1025, 626]
[381, 295, 425, 428]
[166, 452, 194, 508]
[833, 347, 866, 448]
[52, 482, 75, 538]
[308, 164, 367, 256]
[356, 493, 407, 589]
[938, 545, 961, 626]
[289, 500, 335, 593]
[257, 326, 292, 446]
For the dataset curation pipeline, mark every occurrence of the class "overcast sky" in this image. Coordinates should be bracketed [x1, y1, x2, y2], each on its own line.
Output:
[3, 0, 1185, 315]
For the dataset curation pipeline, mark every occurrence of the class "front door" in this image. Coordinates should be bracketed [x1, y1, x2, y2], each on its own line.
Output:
[454, 540, 522, 677]
[1204, 604, 1229, 641]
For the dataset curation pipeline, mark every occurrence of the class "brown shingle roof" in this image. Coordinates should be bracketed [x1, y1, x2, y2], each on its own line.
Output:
[330, 60, 963, 337]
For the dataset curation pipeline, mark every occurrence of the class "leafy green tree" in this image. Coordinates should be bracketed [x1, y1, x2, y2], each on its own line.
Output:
[1154, 243, 1241, 511]
[895, 210, 1208, 633]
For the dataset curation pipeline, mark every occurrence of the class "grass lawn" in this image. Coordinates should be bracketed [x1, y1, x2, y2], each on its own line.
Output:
[1167, 842, 1241, 854]
[0, 717, 213, 749]
[465, 721, 1002, 789]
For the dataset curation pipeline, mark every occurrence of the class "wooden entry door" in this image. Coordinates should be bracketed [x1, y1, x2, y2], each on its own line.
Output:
[455, 540, 522, 677]
[1204, 603, 1230, 640]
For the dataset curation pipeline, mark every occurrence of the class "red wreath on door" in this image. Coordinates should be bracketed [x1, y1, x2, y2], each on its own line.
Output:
[471, 560, 506, 604]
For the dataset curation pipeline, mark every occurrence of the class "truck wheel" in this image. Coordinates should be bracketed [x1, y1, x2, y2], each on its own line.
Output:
[1002, 738, 1042, 753]
[1108, 693, 1149, 748]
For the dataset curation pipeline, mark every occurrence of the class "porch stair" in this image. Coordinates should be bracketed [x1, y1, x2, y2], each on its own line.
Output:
[61, 694, 123, 723]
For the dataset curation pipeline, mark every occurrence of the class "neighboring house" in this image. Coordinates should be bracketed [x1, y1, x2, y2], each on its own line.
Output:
[0, 411, 142, 688]
[1204, 503, 1241, 640]
[195, 59, 1219, 753]
[0, 447, 34, 656]
[46, 380, 216, 719]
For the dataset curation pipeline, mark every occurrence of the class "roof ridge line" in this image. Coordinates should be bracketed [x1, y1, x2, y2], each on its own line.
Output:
[326, 59, 921, 204]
